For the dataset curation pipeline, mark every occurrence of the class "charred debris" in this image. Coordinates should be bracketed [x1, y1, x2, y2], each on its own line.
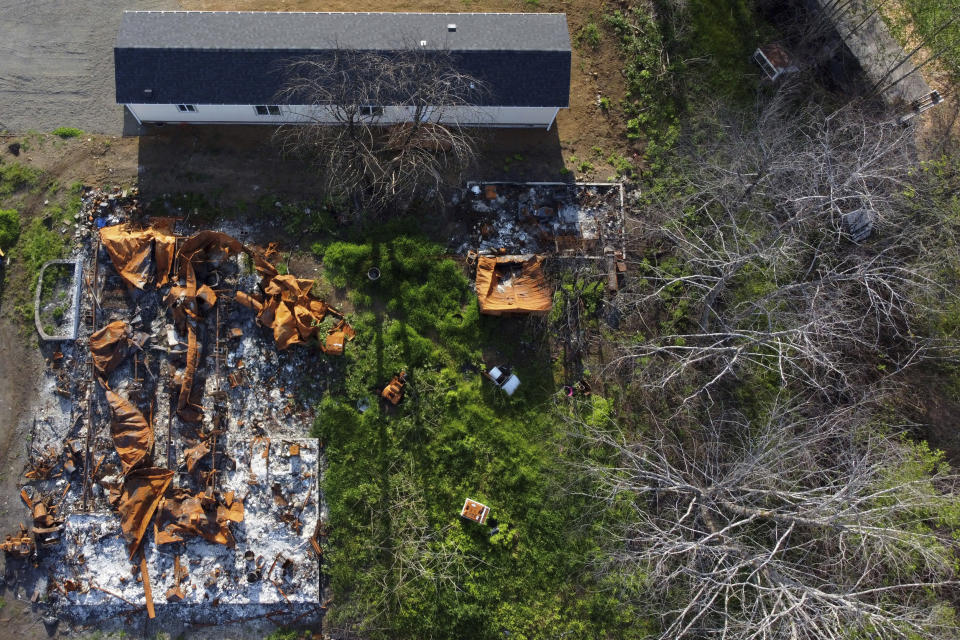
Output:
[8, 187, 337, 629]
[454, 182, 627, 317]
[4, 180, 627, 630]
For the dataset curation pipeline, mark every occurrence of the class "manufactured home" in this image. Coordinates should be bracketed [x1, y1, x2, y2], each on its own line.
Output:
[114, 11, 571, 129]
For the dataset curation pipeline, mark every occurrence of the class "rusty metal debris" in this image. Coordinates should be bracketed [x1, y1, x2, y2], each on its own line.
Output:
[117, 467, 174, 560]
[237, 274, 354, 354]
[155, 488, 244, 547]
[105, 389, 154, 475]
[475, 255, 553, 316]
[456, 182, 626, 258]
[461, 498, 490, 524]
[24, 445, 60, 480]
[605, 249, 627, 292]
[19, 487, 64, 545]
[1, 525, 35, 557]
[183, 439, 211, 474]
[165, 554, 188, 602]
[381, 371, 407, 405]
[140, 552, 156, 619]
[99, 223, 176, 290]
[22, 203, 328, 622]
[322, 318, 356, 356]
[90, 321, 137, 378]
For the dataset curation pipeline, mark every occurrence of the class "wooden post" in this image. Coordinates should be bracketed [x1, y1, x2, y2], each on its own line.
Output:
[82, 234, 100, 510]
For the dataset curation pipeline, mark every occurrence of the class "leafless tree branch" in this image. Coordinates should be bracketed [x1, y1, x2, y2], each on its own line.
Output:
[612, 88, 959, 400]
[274, 47, 487, 217]
[566, 395, 960, 639]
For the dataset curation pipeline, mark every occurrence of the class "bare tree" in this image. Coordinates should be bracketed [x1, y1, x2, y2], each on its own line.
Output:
[612, 88, 958, 401]
[275, 47, 486, 216]
[568, 395, 960, 640]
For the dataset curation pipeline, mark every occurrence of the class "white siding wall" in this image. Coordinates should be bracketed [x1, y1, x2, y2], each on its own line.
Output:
[126, 104, 560, 128]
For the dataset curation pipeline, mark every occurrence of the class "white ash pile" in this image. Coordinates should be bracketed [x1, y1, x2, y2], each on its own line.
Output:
[6, 189, 337, 631]
[46, 439, 321, 625]
[451, 182, 625, 257]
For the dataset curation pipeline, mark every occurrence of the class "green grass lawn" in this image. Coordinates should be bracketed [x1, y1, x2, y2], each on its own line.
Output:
[311, 233, 643, 638]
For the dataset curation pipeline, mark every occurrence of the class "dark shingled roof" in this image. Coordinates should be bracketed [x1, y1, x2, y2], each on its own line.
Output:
[115, 11, 571, 108]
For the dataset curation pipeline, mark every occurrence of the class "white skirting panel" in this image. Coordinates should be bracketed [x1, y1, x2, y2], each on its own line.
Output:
[125, 104, 561, 128]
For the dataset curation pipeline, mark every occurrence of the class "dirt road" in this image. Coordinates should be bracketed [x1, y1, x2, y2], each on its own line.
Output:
[0, 0, 176, 135]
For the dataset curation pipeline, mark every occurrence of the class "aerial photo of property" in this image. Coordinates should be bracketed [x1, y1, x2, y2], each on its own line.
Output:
[1, 0, 959, 639]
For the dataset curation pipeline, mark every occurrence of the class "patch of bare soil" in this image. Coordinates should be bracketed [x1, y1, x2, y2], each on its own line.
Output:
[176, 0, 633, 180]
[136, 125, 332, 207]
[899, 371, 960, 467]
[0, 134, 140, 191]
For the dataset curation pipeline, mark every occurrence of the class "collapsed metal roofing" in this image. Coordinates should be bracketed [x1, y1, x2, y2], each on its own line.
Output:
[475, 255, 553, 316]
[114, 11, 572, 108]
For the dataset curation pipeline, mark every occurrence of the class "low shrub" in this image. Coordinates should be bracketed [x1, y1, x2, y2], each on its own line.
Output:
[0, 161, 42, 197]
[576, 22, 602, 49]
[0, 208, 20, 250]
[51, 127, 83, 138]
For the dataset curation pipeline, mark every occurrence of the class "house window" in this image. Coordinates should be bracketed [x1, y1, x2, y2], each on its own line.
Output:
[176, 104, 197, 113]
[255, 105, 281, 116]
[361, 106, 384, 117]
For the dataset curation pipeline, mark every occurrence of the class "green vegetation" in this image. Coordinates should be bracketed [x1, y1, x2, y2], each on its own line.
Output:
[51, 126, 84, 138]
[575, 22, 602, 49]
[278, 199, 338, 236]
[685, 0, 767, 97]
[606, 152, 635, 179]
[0, 208, 20, 251]
[8, 217, 68, 324]
[0, 160, 42, 197]
[264, 630, 310, 640]
[604, 0, 774, 164]
[605, 8, 682, 162]
[19, 218, 65, 278]
[313, 235, 643, 638]
[501, 153, 526, 173]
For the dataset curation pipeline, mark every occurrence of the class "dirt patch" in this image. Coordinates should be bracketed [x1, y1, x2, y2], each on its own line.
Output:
[136, 123, 572, 209]
[0, 312, 46, 638]
[919, 387, 960, 466]
[0, 133, 139, 192]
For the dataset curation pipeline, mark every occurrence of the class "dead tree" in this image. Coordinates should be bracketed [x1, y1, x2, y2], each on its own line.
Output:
[612, 88, 958, 401]
[568, 396, 960, 640]
[275, 47, 486, 216]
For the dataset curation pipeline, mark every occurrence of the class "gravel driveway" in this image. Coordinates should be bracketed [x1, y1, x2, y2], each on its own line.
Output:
[0, 0, 177, 134]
